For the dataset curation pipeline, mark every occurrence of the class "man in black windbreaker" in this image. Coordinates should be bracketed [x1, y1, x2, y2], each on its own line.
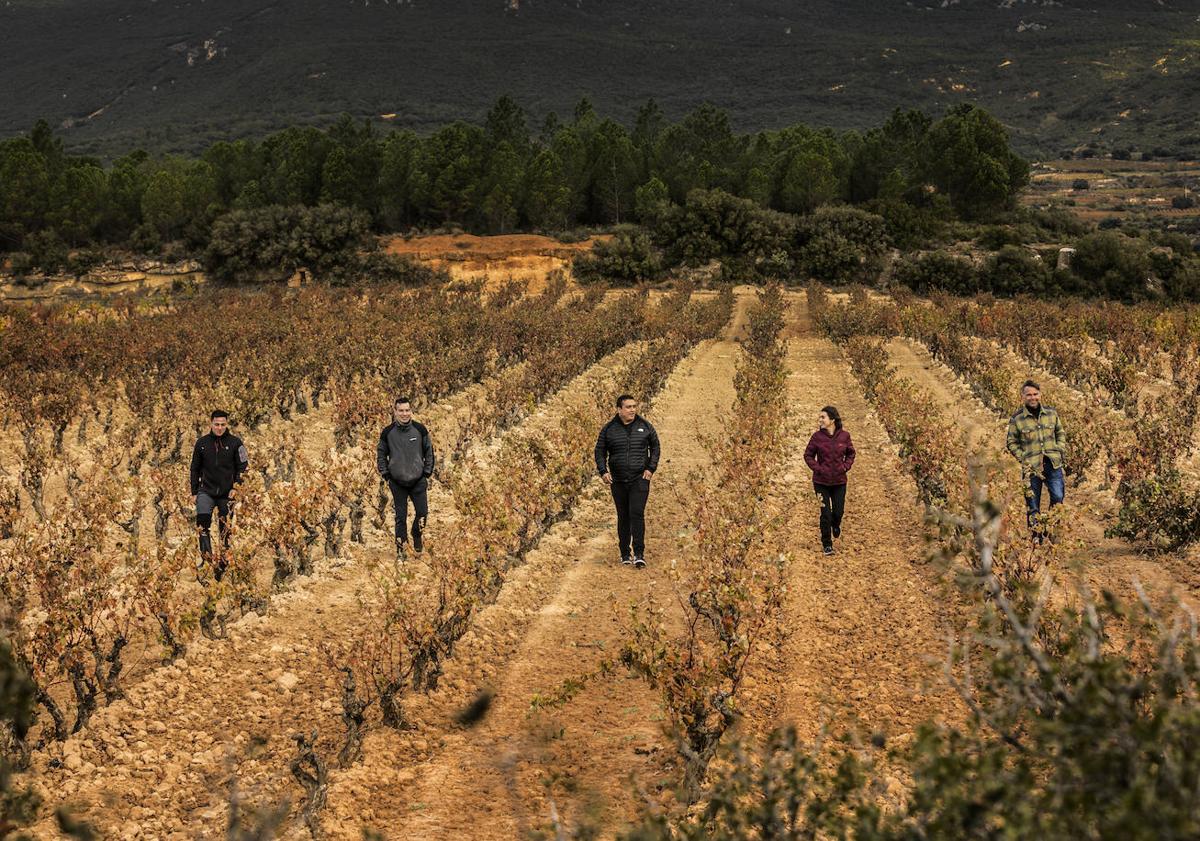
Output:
[594, 394, 660, 568]
[377, 396, 435, 558]
[190, 409, 248, 580]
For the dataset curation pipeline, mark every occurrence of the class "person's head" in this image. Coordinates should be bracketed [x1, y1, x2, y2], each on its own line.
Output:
[616, 394, 638, 423]
[393, 397, 413, 424]
[1021, 380, 1041, 410]
[818, 405, 842, 433]
[210, 410, 229, 436]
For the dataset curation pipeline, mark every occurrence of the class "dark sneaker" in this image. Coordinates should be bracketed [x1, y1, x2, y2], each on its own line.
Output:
[832, 526, 841, 539]
[412, 532, 424, 554]
[621, 556, 633, 566]
[633, 557, 647, 569]
[823, 545, 834, 556]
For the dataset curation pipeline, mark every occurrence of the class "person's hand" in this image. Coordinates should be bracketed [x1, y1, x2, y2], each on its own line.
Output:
[642, 470, 653, 481]
[603, 472, 613, 485]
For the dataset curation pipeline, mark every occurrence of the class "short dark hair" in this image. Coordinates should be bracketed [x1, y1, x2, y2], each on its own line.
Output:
[820, 405, 843, 431]
[211, 409, 229, 420]
[616, 394, 636, 408]
[394, 396, 411, 407]
[1022, 380, 1041, 393]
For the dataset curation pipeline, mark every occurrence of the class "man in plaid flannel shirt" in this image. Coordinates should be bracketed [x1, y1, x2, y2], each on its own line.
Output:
[1006, 379, 1067, 543]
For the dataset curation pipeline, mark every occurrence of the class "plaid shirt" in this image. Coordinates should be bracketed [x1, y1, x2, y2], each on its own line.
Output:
[1006, 405, 1067, 473]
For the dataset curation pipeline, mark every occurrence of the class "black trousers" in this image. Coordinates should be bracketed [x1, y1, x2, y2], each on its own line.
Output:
[611, 477, 650, 558]
[195, 492, 233, 548]
[388, 477, 429, 542]
[813, 482, 847, 548]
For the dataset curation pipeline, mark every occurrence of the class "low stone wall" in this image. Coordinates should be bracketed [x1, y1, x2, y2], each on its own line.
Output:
[0, 259, 208, 301]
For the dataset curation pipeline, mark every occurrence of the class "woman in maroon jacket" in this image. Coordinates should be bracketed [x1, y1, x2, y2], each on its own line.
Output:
[803, 405, 856, 555]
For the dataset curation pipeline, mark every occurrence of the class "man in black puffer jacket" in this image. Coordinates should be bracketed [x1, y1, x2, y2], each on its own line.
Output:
[376, 396, 435, 557]
[190, 409, 249, 580]
[594, 394, 660, 568]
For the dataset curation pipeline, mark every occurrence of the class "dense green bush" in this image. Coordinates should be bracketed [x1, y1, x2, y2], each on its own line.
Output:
[203, 204, 377, 283]
[1070, 231, 1153, 300]
[793, 205, 887, 284]
[1164, 261, 1200, 301]
[892, 251, 977, 295]
[573, 227, 663, 284]
[127, 222, 162, 255]
[1027, 206, 1090, 238]
[865, 197, 949, 250]
[9, 229, 69, 275]
[978, 224, 1029, 250]
[622, 574, 1200, 840]
[6, 253, 34, 278]
[654, 188, 793, 266]
[64, 248, 104, 278]
[354, 251, 444, 286]
[979, 245, 1051, 295]
[1146, 241, 1200, 301]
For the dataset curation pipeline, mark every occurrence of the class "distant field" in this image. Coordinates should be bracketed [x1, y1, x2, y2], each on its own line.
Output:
[1025, 158, 1200, 229]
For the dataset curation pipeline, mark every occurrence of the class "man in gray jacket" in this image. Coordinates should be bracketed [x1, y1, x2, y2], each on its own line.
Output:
[376, 396, 435, 557]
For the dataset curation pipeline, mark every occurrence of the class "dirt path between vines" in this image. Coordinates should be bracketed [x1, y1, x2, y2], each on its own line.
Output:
[749, 298, 961, 750]
[33, 340, 653, 840]
[320, 293, 753, 840]
[884, 338, 1199, 610]
[326, 291, 967, 840]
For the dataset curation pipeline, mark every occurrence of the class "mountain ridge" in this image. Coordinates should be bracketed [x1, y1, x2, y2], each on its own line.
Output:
[2, 0, 1197, 157]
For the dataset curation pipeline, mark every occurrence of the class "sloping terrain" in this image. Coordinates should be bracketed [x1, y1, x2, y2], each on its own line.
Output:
[2, 0, 1197, 156]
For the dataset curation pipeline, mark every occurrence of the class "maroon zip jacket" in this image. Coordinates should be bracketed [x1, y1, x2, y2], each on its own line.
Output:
[804, 428, 856, 486]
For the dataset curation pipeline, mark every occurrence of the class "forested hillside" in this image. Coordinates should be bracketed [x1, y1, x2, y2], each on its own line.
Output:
[1, 0, 1197, 157]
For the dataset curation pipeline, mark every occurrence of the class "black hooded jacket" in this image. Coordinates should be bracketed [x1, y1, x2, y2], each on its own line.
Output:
[594, 414, 660, 483]
[377, 421, 435, 486]
[190, 432, 248, 497]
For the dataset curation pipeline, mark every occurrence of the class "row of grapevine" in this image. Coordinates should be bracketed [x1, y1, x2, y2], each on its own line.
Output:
[327, 289, 735, 761]
[1, 279, 597, 521]
[814, 286, 1200, 550]
[895, 299, 1199, 549]
[898, 305, 1124, 489]
[917, 291, 1200, 431]
[809, 286, 969, 512]
[620, 285, 793, 803]
[808, 284, 1074, 601]
[0, 287, 683, 752]
[944, 295, 1200, 360]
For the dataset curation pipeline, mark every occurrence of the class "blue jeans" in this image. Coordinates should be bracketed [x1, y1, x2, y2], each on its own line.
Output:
[1025, 457, 1064, 535]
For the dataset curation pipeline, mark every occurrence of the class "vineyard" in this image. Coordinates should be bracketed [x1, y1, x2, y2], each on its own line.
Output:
[1, 277, 1199, 838]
